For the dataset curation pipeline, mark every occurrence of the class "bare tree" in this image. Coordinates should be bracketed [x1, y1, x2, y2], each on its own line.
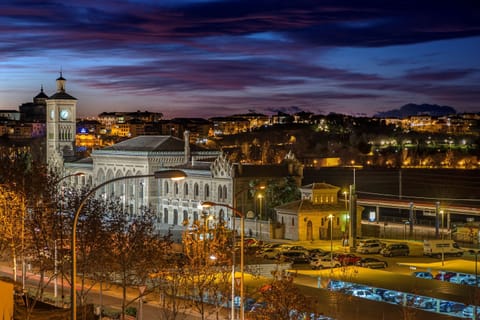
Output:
[250, 273, 309, 320]
[182, 218, 232, 320]
[102, 200, 168, 319]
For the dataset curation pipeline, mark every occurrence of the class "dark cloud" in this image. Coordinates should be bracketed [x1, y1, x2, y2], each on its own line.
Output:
[403, 68, 477, 82]
[1, 0, 479, 116]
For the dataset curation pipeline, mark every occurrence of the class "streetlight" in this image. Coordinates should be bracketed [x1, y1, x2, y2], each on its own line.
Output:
[440, 210, 445, 266]
[201, 201, 245, 320]
[328, 214, 334, 269]
[468, 249, 479, 320]
[343, 191, 348, 246]
[229, 184, 264, 320]
[53, 172, 84, 302]
[71, 170, 186, 320]
[53, 172, 85, 186]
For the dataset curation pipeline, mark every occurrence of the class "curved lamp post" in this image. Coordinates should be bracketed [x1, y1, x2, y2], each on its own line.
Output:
[468, 249, 480, 320]
[201, 201, 245, 320]
[53, 172, 85, 186]
[71, 170, 187, 320]
[53, 172, 84, 302]
[328, 214, 334, 270]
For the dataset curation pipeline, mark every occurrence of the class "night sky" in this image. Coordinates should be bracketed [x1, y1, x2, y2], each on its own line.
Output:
[1, 0, 479, 118]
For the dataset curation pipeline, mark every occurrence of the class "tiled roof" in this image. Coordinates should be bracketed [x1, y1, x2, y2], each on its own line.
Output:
[275, 199, 344, 212]
[100, 135, 208, 152]
[48, 91, 77, 100]
[302, 182, 340, 190]
[101, 136, 184, 152]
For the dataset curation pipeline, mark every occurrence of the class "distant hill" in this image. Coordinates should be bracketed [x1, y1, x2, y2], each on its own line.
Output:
[375, 103, 457, 118]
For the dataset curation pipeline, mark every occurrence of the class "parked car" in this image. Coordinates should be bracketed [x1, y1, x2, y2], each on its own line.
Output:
[439, 301, 465, 313]
[277, 244, 308, 254]
[327, 280, 348, 291]
[380, 243, 409, 257]
[255, 248, 279, 259]
[357, 239, 383, 247]
[261, 243, 282, 250]
[413, 297, 437, 310]
[276, 251, 310, 264]
[382, 290, 402, 303]
[310, 257, 341, 269]
[335, 253, 362, 265]
[356, 257, 388, 269]
[412, 271, 434, 279]
[244, 238, 262, 248]
[356, 243, 383, 254]
[344, 288, 382, 301]
[463, 305, 480, 318]
[307, 248, 327, 258]
[449, 273, 475, 284]
[434, 271, 456, 281]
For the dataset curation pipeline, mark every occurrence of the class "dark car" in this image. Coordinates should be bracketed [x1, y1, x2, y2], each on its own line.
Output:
[308, 248, 327, 258]
[277, 251, 310, 264]
[356, 257, 388, 269]
[439, 301, 465, 313]
[380, 243, 409, 257]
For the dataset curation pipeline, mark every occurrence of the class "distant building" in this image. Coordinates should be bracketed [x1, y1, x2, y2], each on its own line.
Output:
[209, 116, 250, 136]
[0, 110, 21, 121]
[18, 86, 48, 122]
[274, 182, 361, 241]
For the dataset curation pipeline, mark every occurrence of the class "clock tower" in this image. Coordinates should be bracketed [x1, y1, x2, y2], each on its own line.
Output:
[46, 72, 77, 169]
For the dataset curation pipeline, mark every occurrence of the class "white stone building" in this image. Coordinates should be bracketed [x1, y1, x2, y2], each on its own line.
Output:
[46, 75, 303, 235]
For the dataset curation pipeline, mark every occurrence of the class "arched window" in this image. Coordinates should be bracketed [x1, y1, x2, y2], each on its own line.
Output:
[193, 211, 199, 223]
[218, 185, 222, 200]
[174, 182, 179, 195]
[183, 210, 189, 224]
[163, 208, 169, 224]
[184, 183, 188, 196]
[173, 209, 178, 225]
[194, 183, 199, 197]
[292, 217, 295, 226]
[223, 185, 227, 200]
[204, 184, 210, 198]
[164, 181, 169, 195]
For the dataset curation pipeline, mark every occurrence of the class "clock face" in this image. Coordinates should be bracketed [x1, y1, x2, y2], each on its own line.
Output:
[50, 109, 55, 120]
[60, 109, 70, 120]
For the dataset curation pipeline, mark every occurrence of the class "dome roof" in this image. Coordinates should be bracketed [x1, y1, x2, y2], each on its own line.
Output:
[34, 87, 49, 99]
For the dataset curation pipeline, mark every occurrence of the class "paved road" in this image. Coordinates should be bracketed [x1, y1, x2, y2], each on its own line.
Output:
[0, 262, 223, 320]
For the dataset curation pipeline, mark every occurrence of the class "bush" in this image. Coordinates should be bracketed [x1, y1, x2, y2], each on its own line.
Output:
[125, 307, 137, 317]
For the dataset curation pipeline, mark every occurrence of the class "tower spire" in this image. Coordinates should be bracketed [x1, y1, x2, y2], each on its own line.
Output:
[56, 70, 66, 92]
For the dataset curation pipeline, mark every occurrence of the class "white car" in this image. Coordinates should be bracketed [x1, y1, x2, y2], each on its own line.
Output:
[345, 289, 382, 301]
[255, 248, 279, 259]
[356, 243, 383, 254]
[310, 257, 341, 269]
[449, 273, 475, 284]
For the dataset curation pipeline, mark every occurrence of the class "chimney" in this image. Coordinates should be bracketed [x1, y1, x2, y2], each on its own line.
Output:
[184, 130, 191, 164]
